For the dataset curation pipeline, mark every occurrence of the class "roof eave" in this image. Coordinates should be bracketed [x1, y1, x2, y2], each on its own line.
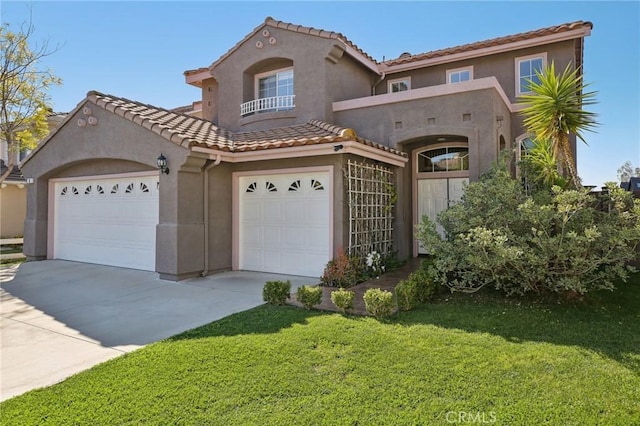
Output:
[192, 141, 407, 167]
[380, 26, 592, 74]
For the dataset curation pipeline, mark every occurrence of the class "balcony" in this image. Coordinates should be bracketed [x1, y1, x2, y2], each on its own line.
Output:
[240, 95, 295, 116]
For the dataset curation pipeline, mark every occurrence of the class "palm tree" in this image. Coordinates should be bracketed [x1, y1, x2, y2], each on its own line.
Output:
[518, 62, 598, 188]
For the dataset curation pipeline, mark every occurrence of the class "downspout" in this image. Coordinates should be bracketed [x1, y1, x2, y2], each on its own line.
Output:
[496, 116, 504, 158]
[372, 72, 386, 95]
[202, 153, 222, 277]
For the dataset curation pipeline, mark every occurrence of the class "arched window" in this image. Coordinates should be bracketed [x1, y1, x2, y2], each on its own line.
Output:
[417, 145, 469, 173]
[515, 134, 536, 182]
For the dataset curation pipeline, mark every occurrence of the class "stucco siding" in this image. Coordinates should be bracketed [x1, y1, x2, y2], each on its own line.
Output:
[213, 27, 375, 132]
[204, 154, 348, 274]
[379, 40, 577, 104]
[20, 103, 206, 280]
[0, 186, 27, 238]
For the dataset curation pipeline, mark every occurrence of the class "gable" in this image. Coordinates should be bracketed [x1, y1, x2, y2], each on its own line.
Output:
[20, 97, 190, 179]
[210, 17, 379, 75]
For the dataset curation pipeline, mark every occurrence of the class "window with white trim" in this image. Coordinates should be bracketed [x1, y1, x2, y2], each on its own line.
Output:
[388, 77, 411, 93]
[516, 53, 546, 95]
[447, 66, 473, 84]
[255, 67, 294, 112]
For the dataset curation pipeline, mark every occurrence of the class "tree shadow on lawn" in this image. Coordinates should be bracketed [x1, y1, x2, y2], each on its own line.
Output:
[395, 280, 640, 375]
[167, 276, 639, 375]
[167, 303, 326, 342]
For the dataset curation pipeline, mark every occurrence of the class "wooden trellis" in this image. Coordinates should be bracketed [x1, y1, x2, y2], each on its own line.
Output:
[346, 160, 395, 259]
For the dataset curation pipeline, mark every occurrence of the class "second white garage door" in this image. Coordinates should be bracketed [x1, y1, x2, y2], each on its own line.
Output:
[238, 172, 331, 277]
[52, 173, 159, 271]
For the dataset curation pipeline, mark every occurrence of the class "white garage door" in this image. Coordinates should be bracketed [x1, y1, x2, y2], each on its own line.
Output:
[52, 173, 159, 271]
[239, 172, 331, 277]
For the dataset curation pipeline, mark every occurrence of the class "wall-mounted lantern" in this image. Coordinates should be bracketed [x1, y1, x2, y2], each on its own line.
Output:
[157, 153, 170, 175]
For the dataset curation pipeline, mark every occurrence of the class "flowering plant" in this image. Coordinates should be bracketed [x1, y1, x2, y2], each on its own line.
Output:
[366, 251, 385, 277]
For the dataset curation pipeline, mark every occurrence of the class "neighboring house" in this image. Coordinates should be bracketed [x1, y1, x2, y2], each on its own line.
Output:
[622, 177, 640, 198]
[0, 112, 67, 237]
[20, 17, 592, 280]
[170, 101, 203, 118]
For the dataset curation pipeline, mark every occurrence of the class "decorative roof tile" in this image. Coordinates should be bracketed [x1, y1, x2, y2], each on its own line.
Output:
[85, 91, 405, 158]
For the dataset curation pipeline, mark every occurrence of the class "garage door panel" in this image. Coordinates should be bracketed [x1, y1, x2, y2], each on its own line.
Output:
[307, 200, 329, 223]
[263, 251, 283, 270]
[282, 227, 305, 247]
[284, 202, 304, 221]
[241, 225, 261, 245]
[263, 200, 283, 224]
[263, 227, 282, 247]
[53, 174, 158, 271]
[242, 200, 261, 221]
[239, 172, 330, 277]
[241, 249, 263, 270]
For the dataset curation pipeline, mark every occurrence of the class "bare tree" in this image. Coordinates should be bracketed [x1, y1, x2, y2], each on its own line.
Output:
[0, 16, 62, 182]
[617, 161, 640, 182]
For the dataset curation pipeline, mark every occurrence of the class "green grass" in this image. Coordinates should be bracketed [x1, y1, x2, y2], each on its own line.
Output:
[2, 277, 639, 425]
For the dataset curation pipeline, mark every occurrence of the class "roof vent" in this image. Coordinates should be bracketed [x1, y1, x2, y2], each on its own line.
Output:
[399, 52, 412, 59]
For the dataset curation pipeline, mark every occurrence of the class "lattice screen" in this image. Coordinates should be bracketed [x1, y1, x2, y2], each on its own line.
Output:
[346, 160, 396, 259]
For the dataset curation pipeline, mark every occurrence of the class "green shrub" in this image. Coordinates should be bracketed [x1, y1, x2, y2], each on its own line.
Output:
[395, 265, 438, 311]
[395, 279, 417, 311]
[330, 288, 355, 313]
[321, 248, 361, 288]
[262, 280, 291, 305]
[363, 288, 394, 318]
[415, 162, 640, 296]
[410, 266, 438, 303]
[296, 285, 323, 309]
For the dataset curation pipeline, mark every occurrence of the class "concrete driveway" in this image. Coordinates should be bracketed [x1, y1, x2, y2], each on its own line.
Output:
[0, 260, 319, 401]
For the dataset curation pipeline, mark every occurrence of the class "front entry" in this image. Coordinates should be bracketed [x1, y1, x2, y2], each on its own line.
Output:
[416, 177, 468, 254]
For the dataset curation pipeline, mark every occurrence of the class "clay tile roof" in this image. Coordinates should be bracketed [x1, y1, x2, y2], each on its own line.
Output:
[209, 16, 378, 71]
[382, 20, 593, 66]
[265, 17, 378, 64]
[85, 92, 405, 158]
[87, 91, 235, 150]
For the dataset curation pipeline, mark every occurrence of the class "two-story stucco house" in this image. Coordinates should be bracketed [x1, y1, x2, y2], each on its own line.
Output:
[20, 17, 592, 280]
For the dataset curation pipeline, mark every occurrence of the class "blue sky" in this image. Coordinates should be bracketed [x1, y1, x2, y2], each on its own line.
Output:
[3, 1, 639, 186]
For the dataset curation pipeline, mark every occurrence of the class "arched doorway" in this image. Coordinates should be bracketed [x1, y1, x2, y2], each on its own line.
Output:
[413, 138, 469, 255]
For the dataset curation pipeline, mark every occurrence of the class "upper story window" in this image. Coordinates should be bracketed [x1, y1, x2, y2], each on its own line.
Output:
[257, 68, 294, 101]
[241, 66, 295, 116]
[388, 77, 411, 93]
[417, 146, 469, 173]
[447, 66, 473, 84]
[516, 53, 546, 96]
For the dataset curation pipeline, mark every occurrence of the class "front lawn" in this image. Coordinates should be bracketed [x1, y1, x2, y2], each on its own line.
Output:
[2, 277, 639, 425]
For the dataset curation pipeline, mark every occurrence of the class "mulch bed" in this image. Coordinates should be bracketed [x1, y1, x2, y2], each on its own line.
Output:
[288, 257, 422, 315]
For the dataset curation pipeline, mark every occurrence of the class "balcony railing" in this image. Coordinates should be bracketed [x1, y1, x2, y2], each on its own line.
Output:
[240, 95, 295, 116]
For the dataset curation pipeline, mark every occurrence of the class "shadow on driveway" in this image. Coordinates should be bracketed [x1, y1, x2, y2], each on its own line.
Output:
[0, 260, 318, 400]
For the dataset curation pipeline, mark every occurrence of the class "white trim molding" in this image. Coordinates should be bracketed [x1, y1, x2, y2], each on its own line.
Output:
[333, 76, 515, 113]
[515, 52, 547, 96]
[192, 142, 408, 168]
[446, 65, 474, 84]
[388, 77, 411, 93]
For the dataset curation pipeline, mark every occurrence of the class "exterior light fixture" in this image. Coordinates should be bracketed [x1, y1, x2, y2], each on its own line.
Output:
[157, 153, 170, 175]
[333, 144, 344, 152]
